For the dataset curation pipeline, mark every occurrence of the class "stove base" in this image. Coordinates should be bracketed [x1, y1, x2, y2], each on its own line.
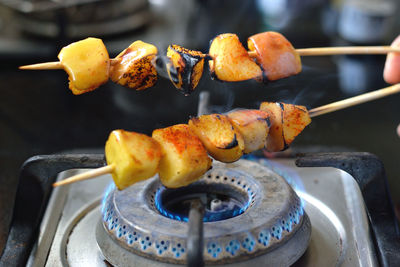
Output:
[35, 159, 377, 266]
[96, 213, 311, 266]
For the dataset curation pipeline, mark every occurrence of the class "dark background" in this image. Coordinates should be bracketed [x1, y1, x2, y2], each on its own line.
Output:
[0, 0, 399, 255]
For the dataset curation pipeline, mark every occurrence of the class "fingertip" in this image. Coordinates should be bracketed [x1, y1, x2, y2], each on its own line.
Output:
[384, 35, 400, 84]
[397, 124, 400, 138]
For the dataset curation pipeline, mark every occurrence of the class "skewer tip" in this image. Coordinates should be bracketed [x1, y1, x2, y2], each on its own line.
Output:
[19, 61, 63, 70]
[52, 164, 115, 187]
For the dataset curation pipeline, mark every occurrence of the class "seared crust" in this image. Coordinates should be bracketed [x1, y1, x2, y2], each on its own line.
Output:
[166, 44, 206, 95]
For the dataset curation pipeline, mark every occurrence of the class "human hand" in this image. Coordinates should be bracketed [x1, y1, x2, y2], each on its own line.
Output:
[383, 35, 400, 137]
[383, 35, 400, 84]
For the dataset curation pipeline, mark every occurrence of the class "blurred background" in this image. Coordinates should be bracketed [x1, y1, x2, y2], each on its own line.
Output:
[0, 0, 399, 242]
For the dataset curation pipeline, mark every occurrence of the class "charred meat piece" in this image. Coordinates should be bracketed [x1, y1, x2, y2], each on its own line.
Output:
[152, 124, 212, 188]
[110, 40, 158, 91]
[166, 44, 206, 95]
[105, 130, 162, 190]
[58, 37, 110, 95]
[189, 114, 245, 163]
[248, 32, 301, 81]
[209, 33, 262, 82]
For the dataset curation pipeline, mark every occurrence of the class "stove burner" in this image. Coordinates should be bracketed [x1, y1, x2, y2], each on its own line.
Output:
[97, 160, 311, 266]
[154, 176, 253, 222]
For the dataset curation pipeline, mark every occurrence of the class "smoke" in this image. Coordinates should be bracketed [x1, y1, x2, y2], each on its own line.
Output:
[254, 64, 338, 109]
[152, 55, 178, 81]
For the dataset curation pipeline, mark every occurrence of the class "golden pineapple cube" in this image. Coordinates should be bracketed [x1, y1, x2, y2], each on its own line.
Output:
[110, 40, 158, 91]
[209, 33, 262, 82]
[248, 32, 301, 81]
[188, 114, 245, 163]
[58, 37, 110, 95]
[152, 124, 212, 188]
[166, 44, 206, 95]
[105, 129, 162, 190]
[260, 102, 286, 152]
[227, 109, 270, 153]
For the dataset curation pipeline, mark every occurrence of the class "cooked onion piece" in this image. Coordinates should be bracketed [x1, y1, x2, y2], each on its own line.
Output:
[248, 32, 301, 81]
[260, 102, 311, 152]
[166, 44, 206, 95]
[110, 40, 158, 91]
[58, 37, 110, 95]
[105, 129, 162, 190]
[152, 124, 212, 188]
[226, 109, 270, 153]
[209, 33, 262, 82]
[189, 114, 245, 162]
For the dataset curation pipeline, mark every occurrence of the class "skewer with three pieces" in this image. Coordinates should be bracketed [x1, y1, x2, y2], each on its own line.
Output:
[52, 83, 400, 188]
[19, 32, 400, 96]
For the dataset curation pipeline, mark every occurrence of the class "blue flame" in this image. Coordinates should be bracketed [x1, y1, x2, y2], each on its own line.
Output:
[154, 186, 251, 222]
[101, 182, 115, 214]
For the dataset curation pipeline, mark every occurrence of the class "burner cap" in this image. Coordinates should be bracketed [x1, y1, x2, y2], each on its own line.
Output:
[98, 160, 311, 265]
[154, 173, 254, 222]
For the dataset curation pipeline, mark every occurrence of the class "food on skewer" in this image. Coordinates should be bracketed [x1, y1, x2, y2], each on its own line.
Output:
[105, 129, 162, 190]
[188, 114, 245, 162]
[52, 84, 400, 189]
[260, 102, 311, 152]
[152, 124, 212, 188]
[166, 44, 207, 95]
[58, 37, 110, 95]
[20, 32, 400, 96]
[208, 33, 262, 82]
[110, 40, 158, 91]
[226, 109, 271, 154]
[248, 32, 302, 81]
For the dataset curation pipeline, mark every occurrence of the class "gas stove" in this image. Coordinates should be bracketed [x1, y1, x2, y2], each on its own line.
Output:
[3, 151, 399, 267]
[2, 90, 400, 266]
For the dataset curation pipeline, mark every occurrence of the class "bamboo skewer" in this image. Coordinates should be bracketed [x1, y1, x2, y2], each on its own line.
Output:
[20, 46, 400, 70]
[51, 83, 400, 188]
[52, 164, 115, 187]
[309, 83, 400, 118]
[19, 59, 120, 70]
[19, 61, 63, 70]
[295, 46, 400, 56]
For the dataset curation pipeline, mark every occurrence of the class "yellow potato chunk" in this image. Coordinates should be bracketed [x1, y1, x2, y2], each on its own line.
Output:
[152, 124, 212, 188]
[260, 102, 311, 152]
[166, 44, 206, 95]
[105, 129, 162, 190]
[248, 32, 301, 81]
[58, 37, 110, 95]
[209, 33, 262, 82]
[189, 114, 245, 163]
[110, 40, 158, 91]
[227, 109, 270, 154]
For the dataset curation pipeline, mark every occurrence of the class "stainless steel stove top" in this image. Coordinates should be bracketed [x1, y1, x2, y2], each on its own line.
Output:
[27, 158, 377, 266]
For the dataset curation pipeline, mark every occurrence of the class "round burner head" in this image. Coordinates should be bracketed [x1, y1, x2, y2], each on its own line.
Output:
[98, 160, 311, 266]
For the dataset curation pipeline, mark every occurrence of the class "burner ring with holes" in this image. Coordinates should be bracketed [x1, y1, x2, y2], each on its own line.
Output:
[97, 160, 311, 265]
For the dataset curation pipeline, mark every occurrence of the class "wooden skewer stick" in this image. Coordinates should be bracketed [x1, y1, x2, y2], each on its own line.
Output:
[19, 58, 120, 70]
[52, 164, 115, 187]
[20, 46, 400, 70]
[295, 46, 400, 56]
[19, 61, 63, 70]
[247, 46, 400, 58]
[309, 83, 400, 118]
